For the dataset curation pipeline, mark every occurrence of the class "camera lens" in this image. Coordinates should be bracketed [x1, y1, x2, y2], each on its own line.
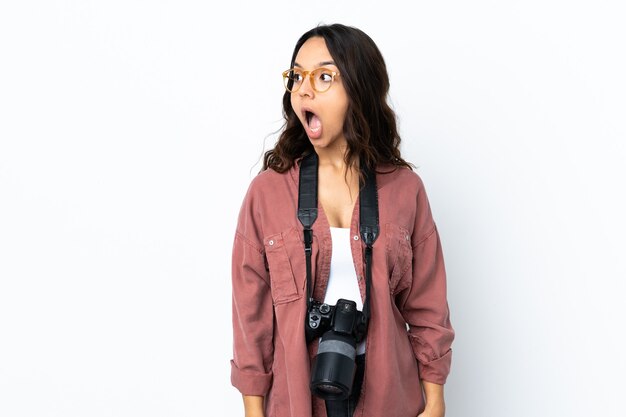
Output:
[315, 383, 343, 395]
[310, 331, 357, 400]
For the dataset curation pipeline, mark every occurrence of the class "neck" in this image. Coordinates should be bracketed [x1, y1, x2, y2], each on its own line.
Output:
[314, 139, 354, 172]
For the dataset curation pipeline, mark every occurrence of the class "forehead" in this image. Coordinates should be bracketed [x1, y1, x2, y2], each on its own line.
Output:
[294, 36, 336, 68]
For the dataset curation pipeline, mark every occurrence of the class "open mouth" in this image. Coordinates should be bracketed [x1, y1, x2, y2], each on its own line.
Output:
[305, 110, 314, 125]
[304, 109, 321, 133]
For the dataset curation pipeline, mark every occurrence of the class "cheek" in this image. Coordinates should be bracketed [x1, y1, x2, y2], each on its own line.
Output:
[328, 91, 349, 126]
[331, 100, 349, 128]
[290, 98, 304, 125]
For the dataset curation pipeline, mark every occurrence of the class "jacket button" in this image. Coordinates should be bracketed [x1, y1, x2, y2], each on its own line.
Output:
[353, 235, 359, 240]
[268, 240, 274, 246]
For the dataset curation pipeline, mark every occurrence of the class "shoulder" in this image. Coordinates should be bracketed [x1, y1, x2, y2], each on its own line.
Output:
[377, 164, 437, 238]
[235, 168, 292, 246]
[244, 166, 295, 199]
[377, 164, 426, 195]
[237, 166, 298, 228]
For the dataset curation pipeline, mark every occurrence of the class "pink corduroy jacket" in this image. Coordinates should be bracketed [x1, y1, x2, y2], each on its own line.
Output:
[230, 158, 455, 417]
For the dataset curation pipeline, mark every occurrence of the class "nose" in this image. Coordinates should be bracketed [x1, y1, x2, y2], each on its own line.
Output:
[298, 73, 315, 98]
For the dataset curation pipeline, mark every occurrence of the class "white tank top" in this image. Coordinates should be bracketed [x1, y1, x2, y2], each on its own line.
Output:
[323, 227, 366, 354]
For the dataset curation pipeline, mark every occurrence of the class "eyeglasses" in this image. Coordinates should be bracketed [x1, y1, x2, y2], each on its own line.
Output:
[282, 67, 340, 93]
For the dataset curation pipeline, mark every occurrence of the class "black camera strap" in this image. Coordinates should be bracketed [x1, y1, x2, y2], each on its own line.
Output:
[297, 151, 379, 326]
[298, 152, 318, 314]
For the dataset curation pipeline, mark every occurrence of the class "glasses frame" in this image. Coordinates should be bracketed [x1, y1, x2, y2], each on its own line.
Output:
[282, 67, 340, 93]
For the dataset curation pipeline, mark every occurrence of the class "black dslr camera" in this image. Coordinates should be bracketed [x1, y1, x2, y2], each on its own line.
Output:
[306, 298, 367, 400]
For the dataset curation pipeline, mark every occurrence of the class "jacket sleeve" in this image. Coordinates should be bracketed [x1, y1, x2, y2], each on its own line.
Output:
[230, 182, 274, 396]
[397, 177, 455, 385]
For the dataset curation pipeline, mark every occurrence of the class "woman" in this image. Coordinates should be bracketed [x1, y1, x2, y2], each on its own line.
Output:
[230, 23, 455, 417]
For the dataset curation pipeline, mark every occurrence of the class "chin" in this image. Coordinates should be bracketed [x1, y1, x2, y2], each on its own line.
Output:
[310, 138, 331, 148]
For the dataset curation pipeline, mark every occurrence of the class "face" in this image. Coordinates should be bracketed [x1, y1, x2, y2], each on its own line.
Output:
[290, 36, 349, 152]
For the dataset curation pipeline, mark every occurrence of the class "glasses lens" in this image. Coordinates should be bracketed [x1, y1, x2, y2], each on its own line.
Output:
[283, 68, 334, 92]
[312, 68, 334, 92]
[283, 69, 302, 92]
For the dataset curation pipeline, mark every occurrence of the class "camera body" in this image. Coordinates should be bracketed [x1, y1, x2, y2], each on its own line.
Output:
[306, 298, 368, 400]
[305, 299, 367, 344]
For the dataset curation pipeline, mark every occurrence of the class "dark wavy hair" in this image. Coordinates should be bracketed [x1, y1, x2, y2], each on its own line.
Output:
[262, 23, 414, 183]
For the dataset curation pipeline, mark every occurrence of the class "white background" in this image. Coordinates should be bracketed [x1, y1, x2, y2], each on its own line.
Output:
[1, 1, 625, 416]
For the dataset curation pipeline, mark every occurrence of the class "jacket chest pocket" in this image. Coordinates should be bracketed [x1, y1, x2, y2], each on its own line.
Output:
[264, 227, 304, 305]
[385, 223, 413, 294]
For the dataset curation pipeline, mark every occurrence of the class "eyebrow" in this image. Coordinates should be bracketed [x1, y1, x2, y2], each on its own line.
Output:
[294, 60, 336, 68]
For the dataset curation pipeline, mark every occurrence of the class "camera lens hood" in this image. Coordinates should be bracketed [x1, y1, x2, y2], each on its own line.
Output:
[310, 332, 357, 400]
